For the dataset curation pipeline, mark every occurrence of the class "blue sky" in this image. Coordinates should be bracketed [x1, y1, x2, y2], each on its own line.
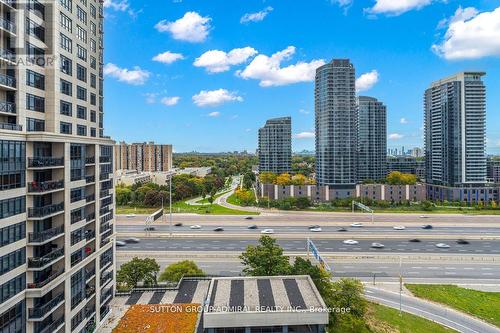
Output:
[103, 0, 500, 153]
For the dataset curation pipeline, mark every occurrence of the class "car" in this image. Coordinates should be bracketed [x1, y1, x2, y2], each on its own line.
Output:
[310, 227, 322, 232]
[213, 227, 224, 232]
[116, 240, 126, 247]
[126, 214, 136, 218]
[247, 225, 258, 230]
[174, 223, 183, 227]
[393, 226, 406, 230]
[337, 227, 348, 232]
[422, 224, 433, 229]
[435, 243, 450, 248]
[245, 217, 254, 220]
[308, 225, 321, 230]
[343, 239, 359, 245]
[420, 215, 429, 218]
[456, 239, 470, 245]
[409, 238, 421, 243]
[350, 223, 363, 227]
[124, 237, 140, 244]
[190, 225, 202, 229]
[371, 242, 385, 248]
[261, 229, 274, 234]
[144, 226, 156, 231]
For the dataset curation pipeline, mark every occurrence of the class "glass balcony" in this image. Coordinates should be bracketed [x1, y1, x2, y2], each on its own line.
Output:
[100, 288, 113, 304]
[86, 194, 95, 203]
[100, 270, 113, 286]
[28, 180, 64, 193]
[28, 225, 64, 244]
[86, 213, 95, 222]
[28, 292, 64, 320]
[28, 202, 64, 218]
[0, 122, 21, 130]
[36, 315, 64, 333]
[85, 267, 96, 281]
[28, 157, 64, 168]
[0, 72, 15, 87]
[99, 156, 110, 163]
[28, 247, 64, 269]
[85, 230, 95, 241]
[27, 268, 64, 289]
[85, 156, 95, 164]
[0, 100, 15, 114]
[0, 0, 16, 8]
[85, 175, 95, 183]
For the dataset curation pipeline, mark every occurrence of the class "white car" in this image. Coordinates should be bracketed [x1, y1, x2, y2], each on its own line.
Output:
[126, 214, 136, 218]
[261, 229, 275, 234]
[343, 239, 359, 245]
[190, 225, 202, 229]
[350, 223, 363, 227]
[115, 240, 126, 247]
[420, 215, 429, 218]
[435, 243, 450, 249]
[310, 227, 322, 232]
[393, 226, 406, 230]
[371, 242, 385, 248]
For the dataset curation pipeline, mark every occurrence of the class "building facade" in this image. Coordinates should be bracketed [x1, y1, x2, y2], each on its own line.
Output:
[387, 155, 425, 180]
[0, 2, 115, 333]
[487, 157, 500, 184]
[424, 72, 487, 187]
[315, 59, 357, 187]
[258, 117, 291, 174]
[114, 141, 173, 173]
[357, 96, 387, 182]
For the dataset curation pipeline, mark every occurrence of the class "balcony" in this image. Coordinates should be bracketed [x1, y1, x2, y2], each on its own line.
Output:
[0, 47, 15, 62]
[28, 292, 64, 320]
[86, 213, 95, 222]
[0, 122, 21, 131]
[100, 288, 113, 304]
[28, 180, 64, 193]
[28, 202, 64, 219]
[85, 175, 95, 183]
[36, 315, 64, 333]
[28, 157, 64, 168]
[28, 225, 64, 244]
[0, 72, 15, 88]
[86, 194, 95, 203]
[0, 100, 15, 114]
[85, 156, 95, 164]
[85, 267, 96, 281]
[27, 268, 64, 289]
[100, 270, 113, 286]
[99, 190, 110, 198]
[99, 173, 109, 181]
[99, 156, 110, 163]
[86, 230, 95, 241]
[28, 247, 64, 269]
[0, 0, 16, 9]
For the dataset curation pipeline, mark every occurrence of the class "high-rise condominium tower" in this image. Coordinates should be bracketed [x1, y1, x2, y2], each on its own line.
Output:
[424, 72, 486, 187]
[315, 59, 357, 187]
[258, 117, 292, 174]
[0, 1, 115, 332]
[357, 96, 387, 182]
[114, 141, 173, 172]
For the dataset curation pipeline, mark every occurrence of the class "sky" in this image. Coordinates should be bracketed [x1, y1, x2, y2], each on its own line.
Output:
[102, 0, 500, 153]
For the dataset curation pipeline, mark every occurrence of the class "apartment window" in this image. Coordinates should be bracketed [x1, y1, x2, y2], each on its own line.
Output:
[60, 12, 72, 33]
[60, 122, 72, 134]
[61, 79, 72, 96]
[60, 100, 72, 116]
[0, 301, 25, 333]
[77, 125, 87, 136]
[77, 86, 87, 101]
[60, 55, 72, 75]
[77, 64, 87, 82]
[77, 45, 87, 61]
[0, 222, 25, 248]
[60, 33, 73, 53]
[90, 56, 96, 69]
[90, 21, 96, 36]
[90, 110, 96, 122]
[77, 25, 87, 43]
[26, 70, 45, 90]
[26, 118, 45, 132]
[90, 127, 96, 137]
[80, 0, 87, 6]
[0, 274, 26, 304]
[26, 42, 45, 66]
[90, 93, 96, 106]
[0, 141, 25, 192]
[90, 4, 96, 18]
[70, 188, 84, 203]
[90, 73, 96, 88]
[77, 106, 86, 119]
[27, 0, 45, 19]
[77, 5, 87, 24]
[0, 196, 25, 219]
[26, 18, 45, 41]
[90, 39, 96, 53]
[0, 248, 25, 277]
[61, 0, 72, 12]
[26, 94, 45, 112]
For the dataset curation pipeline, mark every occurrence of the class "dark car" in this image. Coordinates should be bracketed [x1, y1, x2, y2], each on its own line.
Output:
[421, 225, 433, 230]
[337, 227, 348, 232]
[124, 237, 140, 243]
[245, 217, 254, 220]
[456, 239, 470, 245]
[144, 226, 155, 231]
[213, 227, 224, 232]
[247, 225, 258, 230]
[174, 223, 183, 227]
[409, 239, 421, 243]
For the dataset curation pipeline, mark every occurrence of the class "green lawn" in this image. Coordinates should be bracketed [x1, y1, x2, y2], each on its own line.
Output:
[405, 284, 500, 328]
[194, 190, 231, 204]
[116, 203, 258, 216]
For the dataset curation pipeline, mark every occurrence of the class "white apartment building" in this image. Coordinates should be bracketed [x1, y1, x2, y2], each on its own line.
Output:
[0, 1, 115, 333]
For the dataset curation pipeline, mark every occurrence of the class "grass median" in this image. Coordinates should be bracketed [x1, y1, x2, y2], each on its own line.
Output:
[405, 284, 500, 328]
[116, 203, 258, 216]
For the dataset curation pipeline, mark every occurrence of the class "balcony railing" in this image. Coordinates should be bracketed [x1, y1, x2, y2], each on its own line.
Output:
[86, 194, 95, 203]
[86, 213, 95, 222]
[28, 292, 64, 319]
[85, 156, 95, 164]
[28, 157, 64, 168]
[0, 122, 21, 130]
[100, 270, 113, 286]
[0, 72, 15, 88]
[86, 267, 96, 281]
[86, 230, 95, 241]
[99, 173, 109, 181]
[28, 247, 64, 269]
[0, 47, 15, 61]
[100, 288, 113, 304]
[85, 175, 95, 183]
[99, 156, 110, 163]
[28, 202, 64, 218]
[27, 268, 64, 289]
[0, 100, 15, 114]
[100, 190, 110, 198]
[28, 225, 64, 244]
[0, 0, 16, 8]
[28, 180, 64, 193]
[36, 315, 64, 333]
[0, 17, 14, 33]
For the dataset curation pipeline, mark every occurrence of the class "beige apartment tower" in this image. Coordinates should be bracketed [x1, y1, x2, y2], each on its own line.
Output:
[114, 141, 173, 172]
[0, 1, 115, 333]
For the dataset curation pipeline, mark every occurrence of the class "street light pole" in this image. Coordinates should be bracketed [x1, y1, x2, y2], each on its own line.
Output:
[169, 173, 173, 237]
[399, 256, 403, 316]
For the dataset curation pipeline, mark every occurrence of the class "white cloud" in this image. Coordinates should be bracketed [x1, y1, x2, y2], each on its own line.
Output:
[294, 132, 315, 139]
[432, 7, 500, 60]
[103, 0, 129, 11]
[240, 6, 273, 24]
[237, 46, 325, 87]
[153, 51, 184, 64]
[145, 93, 158, 104]
[104, 63, 150, 85]
[192, 89, 243, 107]
[208, 111, 220, 117]
[367, 0, 435, 16]
[161, 96, 180, 106]
[356, 70, 379, 92]
[194, 47, 258, 73]
[299, 109, 310, 114]
[389, 133, 404, 140]
[400, 118, 408, 124]
[155, 12, 211, 43]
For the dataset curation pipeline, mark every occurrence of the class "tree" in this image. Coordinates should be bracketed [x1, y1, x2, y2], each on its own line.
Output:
[296, 197, 311, 209]
[116, 257, 160, 289]
[387, 171, 417, 185]
[291, 174, 307, 185]
[159, 260, 205, 282]
[327, 278, 367, 329]
[259, 172, 277, 184]
[208, 195, 214, 205]
[276, 173, 292, 186]
[240, 236, 291, 276]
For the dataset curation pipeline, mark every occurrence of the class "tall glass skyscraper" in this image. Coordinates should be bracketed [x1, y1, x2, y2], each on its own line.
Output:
[315, 59, 357, 187]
